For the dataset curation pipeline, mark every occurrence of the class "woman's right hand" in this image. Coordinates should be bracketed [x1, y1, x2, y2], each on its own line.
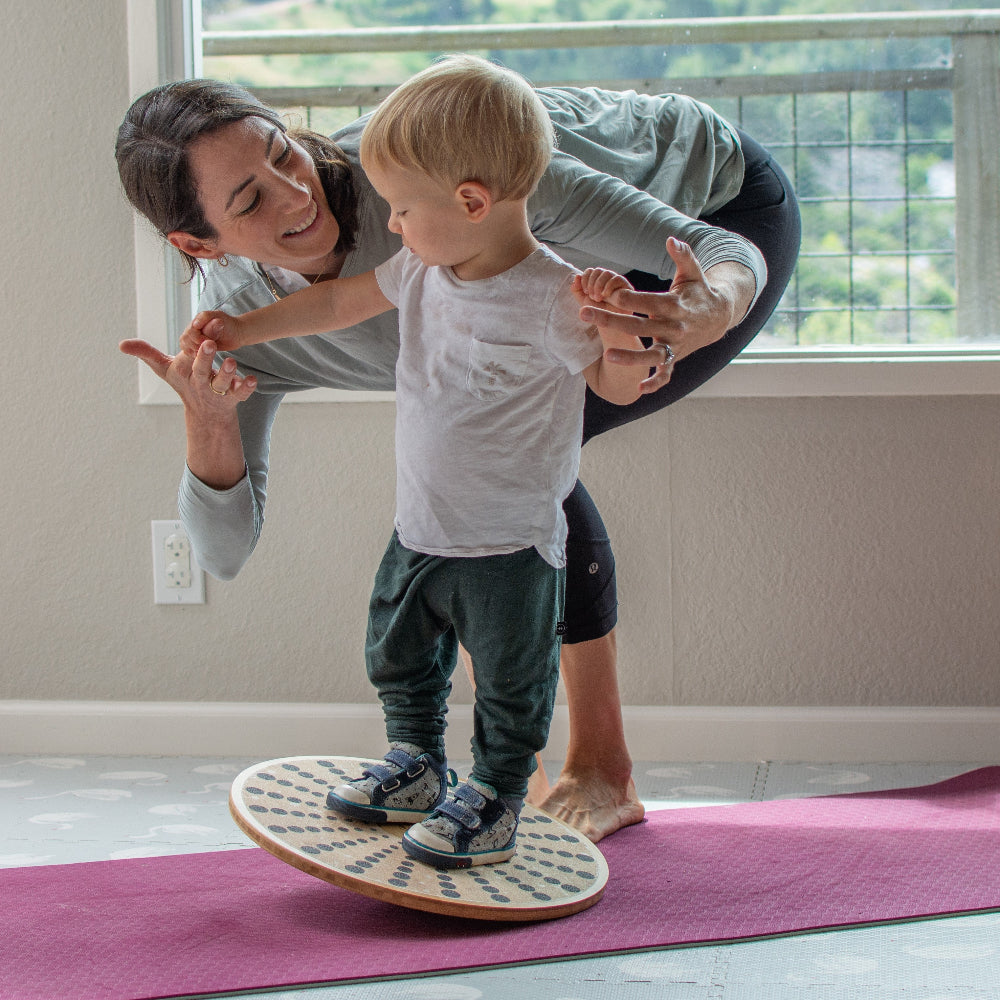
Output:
[119, 338, 257, 490]
[119, 338, 257, 407]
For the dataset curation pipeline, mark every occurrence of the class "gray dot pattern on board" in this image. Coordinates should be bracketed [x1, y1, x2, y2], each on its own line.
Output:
[236, 758, 605, 910]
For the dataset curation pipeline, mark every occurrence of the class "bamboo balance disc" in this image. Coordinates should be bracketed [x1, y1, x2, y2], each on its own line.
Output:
[231, 756, 608, 921]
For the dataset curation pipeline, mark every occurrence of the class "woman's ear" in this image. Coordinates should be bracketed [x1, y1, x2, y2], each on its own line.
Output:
[167, 231, 220, 259]
[455, 181, 492, 222]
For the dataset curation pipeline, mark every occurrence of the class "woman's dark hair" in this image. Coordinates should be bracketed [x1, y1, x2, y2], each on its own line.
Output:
[116, 79, 357, 281]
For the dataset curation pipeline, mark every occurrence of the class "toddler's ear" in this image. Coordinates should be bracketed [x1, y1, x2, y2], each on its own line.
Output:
[455, 181, 491, 222]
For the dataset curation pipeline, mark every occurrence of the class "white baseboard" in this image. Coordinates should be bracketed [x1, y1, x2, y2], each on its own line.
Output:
[1, 701, 998, 762]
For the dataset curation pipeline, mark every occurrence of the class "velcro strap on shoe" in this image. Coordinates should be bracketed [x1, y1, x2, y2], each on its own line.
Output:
[383, 747, 419, 770]
[455, 782, 488, 810]
[359, 761, 394, 783]
[435, 795, 482, 831]
[434, 781, 493, 831]
[360, 747, 418, 785]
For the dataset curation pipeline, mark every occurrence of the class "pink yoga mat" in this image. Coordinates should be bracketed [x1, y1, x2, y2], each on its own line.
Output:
[3, 767, 1000, 1000]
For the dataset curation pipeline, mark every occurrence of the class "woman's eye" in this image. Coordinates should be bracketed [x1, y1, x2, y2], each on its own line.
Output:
[276, 143, 292, 164]
[240, 193, 261, 216]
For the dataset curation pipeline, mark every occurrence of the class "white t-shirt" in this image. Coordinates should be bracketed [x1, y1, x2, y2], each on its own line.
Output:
[375, 244, 603, 568]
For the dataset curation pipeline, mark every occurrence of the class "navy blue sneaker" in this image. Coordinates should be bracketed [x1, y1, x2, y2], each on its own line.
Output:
[402, 778, 519, 868]
[327, 744, 454, 824]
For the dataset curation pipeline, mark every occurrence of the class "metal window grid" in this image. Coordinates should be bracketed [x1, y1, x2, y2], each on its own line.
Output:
[723, 89, 957, 347]
[196, 11, 1000, 353]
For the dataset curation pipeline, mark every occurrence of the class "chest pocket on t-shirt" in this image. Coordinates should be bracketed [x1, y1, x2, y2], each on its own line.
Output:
[466, 340, 532, 400]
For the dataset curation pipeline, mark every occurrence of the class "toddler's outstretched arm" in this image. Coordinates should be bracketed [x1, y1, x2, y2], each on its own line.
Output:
[179, 270, 394, 356]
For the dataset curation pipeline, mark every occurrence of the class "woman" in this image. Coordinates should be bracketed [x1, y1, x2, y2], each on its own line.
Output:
[117, 76, 800, 843]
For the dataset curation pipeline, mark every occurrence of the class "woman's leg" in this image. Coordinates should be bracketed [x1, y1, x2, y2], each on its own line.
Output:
[546, 134, 801, 841]
[529, 482, 645, 841]
[539, 628, 646, 841]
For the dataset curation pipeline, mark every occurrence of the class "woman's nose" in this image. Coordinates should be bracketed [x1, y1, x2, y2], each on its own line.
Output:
[281, 180, 312, 211]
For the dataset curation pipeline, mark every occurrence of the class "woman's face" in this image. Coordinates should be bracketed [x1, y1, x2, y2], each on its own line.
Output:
[172, 116, 342, 276]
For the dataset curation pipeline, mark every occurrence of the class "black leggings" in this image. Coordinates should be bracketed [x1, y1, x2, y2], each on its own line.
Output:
[562, 130, 801, 644]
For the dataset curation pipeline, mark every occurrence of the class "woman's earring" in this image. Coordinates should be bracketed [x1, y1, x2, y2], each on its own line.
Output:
[218, 255, 229, 267]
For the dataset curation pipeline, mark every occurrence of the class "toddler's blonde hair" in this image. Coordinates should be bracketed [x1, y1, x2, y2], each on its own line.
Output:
[360, 54, 554, 201]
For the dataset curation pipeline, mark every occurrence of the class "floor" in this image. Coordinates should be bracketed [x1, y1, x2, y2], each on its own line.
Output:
[3, 755, 999, 999]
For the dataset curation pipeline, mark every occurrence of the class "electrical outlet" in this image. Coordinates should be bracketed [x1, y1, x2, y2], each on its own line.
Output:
[151, 520, 205, 605]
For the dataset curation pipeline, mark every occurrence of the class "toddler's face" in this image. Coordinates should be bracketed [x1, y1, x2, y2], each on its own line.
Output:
[366, 162, 482, 271]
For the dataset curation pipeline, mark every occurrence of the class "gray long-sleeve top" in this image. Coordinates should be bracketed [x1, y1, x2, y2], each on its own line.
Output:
[177, 87, 767, 580]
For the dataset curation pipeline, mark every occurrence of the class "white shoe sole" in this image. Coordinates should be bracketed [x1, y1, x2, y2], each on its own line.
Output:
[326, 784, 437, 824]
[401, 825, 517, 869]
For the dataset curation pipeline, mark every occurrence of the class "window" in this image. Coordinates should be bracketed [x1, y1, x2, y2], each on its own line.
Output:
[131, 1, 1000, 399]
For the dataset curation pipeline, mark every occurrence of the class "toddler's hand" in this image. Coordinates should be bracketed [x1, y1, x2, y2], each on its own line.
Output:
[178, 311, 243, 355]
[572, 268, 635, 313]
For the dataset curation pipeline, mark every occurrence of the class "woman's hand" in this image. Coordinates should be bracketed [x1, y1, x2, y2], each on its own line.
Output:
[119, 337, 257, 406]
[579, 237, 755, 394]
[119, 338, 257, 489]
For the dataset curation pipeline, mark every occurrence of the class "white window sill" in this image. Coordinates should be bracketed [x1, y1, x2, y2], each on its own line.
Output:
[692, 348, 1000, 398]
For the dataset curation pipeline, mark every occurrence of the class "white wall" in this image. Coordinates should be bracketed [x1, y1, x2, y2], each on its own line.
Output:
[2, 2, 998, 752]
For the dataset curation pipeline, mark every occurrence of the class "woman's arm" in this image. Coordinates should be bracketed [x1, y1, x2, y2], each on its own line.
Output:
[118, 337, 272, 579]
[177, 386, 281, 580]
[530, 151, 766, 290]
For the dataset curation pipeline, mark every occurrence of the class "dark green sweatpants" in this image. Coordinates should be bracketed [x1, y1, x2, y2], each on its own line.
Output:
[365, 532, 564, 800]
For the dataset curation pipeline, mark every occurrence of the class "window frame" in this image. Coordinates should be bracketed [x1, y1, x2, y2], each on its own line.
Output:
[126, 0, 198, 404]
[126, 1, 1000, 403]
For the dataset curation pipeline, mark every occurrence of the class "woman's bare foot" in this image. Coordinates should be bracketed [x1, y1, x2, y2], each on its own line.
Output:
[536, 767, 645, 843]
[534, 629, 644, 841]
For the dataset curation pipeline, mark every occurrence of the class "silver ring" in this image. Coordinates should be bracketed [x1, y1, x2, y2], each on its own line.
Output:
[659, 343, 675, 366]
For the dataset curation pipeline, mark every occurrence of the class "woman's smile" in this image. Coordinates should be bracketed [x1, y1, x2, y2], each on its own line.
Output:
[283, 199, 318, 238]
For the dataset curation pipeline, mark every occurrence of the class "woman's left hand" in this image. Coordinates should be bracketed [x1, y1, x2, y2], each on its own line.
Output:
[579, 237, 756, 393]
